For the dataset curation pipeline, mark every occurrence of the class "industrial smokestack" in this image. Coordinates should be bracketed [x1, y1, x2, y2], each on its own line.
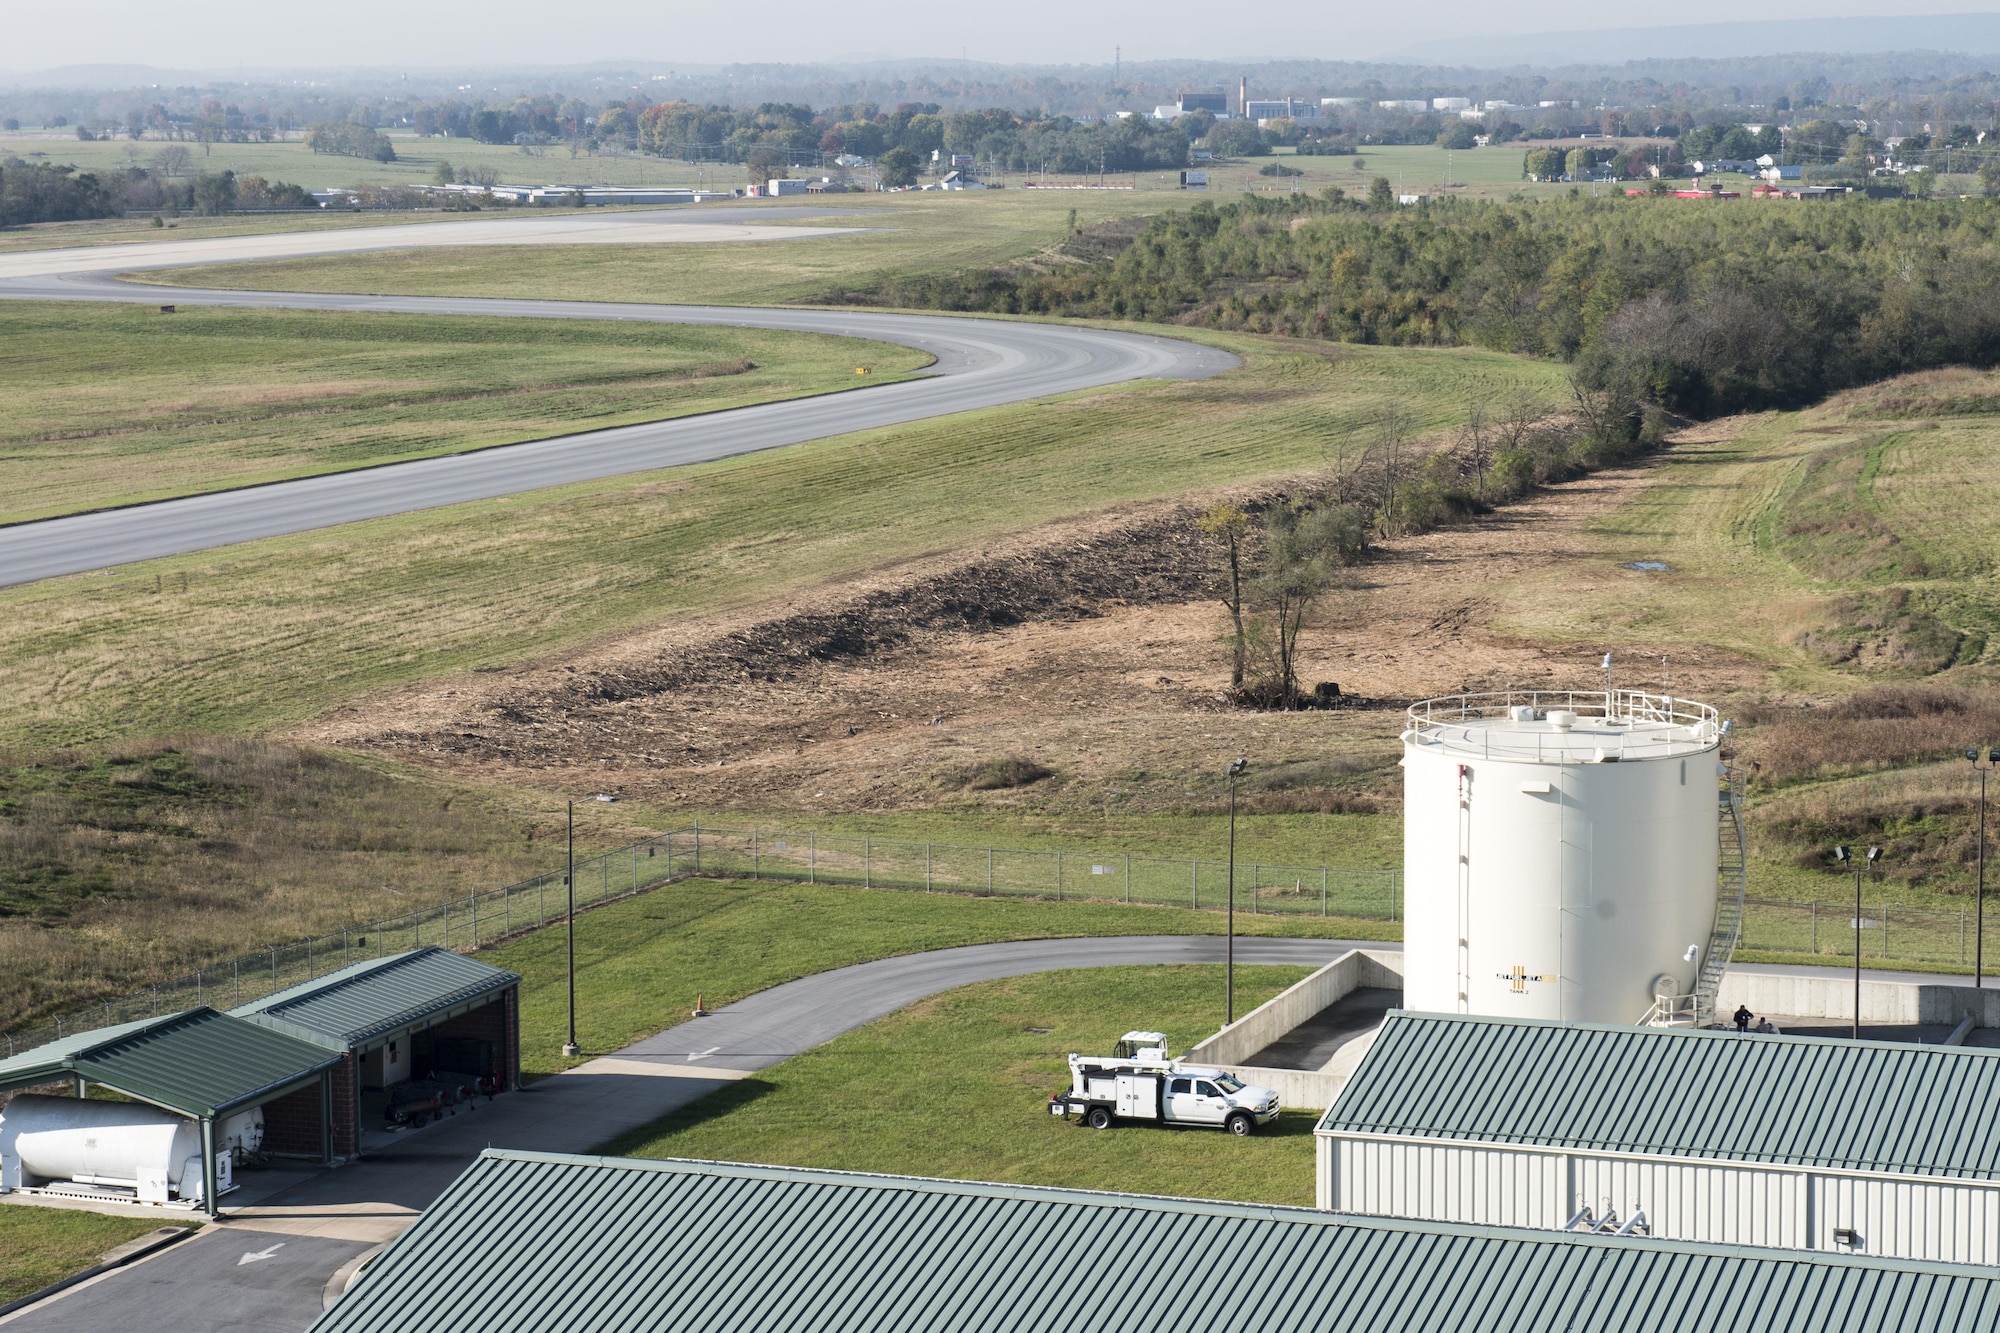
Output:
[1239, 74, 1247, 117]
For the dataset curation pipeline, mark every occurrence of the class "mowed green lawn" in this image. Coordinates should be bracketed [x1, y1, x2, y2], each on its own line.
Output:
[602, 965, 1320, 1205]
[478, 877, 1363, 1080]
[0, 1210, 197, 1305]
[0, 302, 928, 522]
[0, 333, 1567, 748]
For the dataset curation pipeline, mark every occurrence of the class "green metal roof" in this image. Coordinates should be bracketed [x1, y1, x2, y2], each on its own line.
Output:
[1320, 1011, 2000, 1179]
[310, 1152, 2000, 1333]
[0, 1007, 340, 1118]
[231, 947, 517, 1049]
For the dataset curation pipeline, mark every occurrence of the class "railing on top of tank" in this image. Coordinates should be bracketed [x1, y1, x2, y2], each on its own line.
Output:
[1405, 688, 1720, 732]
[0, 824, 1401, 1059]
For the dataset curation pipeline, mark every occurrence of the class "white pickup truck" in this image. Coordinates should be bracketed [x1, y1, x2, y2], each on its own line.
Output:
[1048, 1031, 1281, 1136]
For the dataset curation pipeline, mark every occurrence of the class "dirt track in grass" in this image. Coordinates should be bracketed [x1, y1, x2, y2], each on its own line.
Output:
[297, 434, 1766, 813]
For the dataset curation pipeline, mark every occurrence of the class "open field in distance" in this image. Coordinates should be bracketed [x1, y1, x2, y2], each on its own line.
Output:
[0, 302, 928, 521]
[603, 964, 1319, 1204]
[132, 191, 1179, 306]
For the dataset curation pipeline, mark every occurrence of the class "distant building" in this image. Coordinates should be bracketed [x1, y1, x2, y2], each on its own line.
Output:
[1378, 99, 1429, 112]
[1179, 169, 1208, 189]
[1760, 164, 1804, 181]
[1321, 97, 1367, 109]
[1432, 97, 1471, 111]
[1152, 105, 1182, 120]
[1177, 92, 1228, 114]
[1245, 98, 1319, 122]
[767, 178, 811, 196]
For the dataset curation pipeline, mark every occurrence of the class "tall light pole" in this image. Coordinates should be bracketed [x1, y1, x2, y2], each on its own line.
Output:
[1226, 757, 1247, 1024]
[1835, 844, 1882, 1040]
[563, 799, 580, 1059]
[1970, 747, 1993, 988]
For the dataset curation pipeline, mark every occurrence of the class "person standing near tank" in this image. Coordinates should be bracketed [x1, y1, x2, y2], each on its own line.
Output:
[1733, 1004, 1754, 1033]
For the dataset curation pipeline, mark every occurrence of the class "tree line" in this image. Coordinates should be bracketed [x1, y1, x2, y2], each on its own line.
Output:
[0, 159, 314, 226]
[830, 189, 2000, 420]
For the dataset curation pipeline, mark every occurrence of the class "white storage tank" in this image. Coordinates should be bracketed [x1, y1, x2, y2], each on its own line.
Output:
[1401, 690, 1724, 1024]
[0, 1095, 258, 1203]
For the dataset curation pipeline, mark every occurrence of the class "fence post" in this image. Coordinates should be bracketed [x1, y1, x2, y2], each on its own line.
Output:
[865, 836, 872, 889]
[539, 880, 546, 928]
[809, 832, 816, 884]
[1963, 911, 1967, 964]
[1124, 855, 1130, 904]
[1252, 865, 1259, 914]
[233, 957, 239, 1004]
[196, 968, 202, 1006]
[633, 846, 639, 892]
[1192, 860, 1198, 909]
[1055, 850, 1061, 902]
[986, 847, 993, 896]
[1811, 901, 1817, 954]
[753, 829, 760, 881]
[695, 820, 702, 873]
[470, 895, 476, 949]
[665, 834, 672, 878]
[443, 903, 449, 952]
[505, 888, 511, 938]
[927, 843, 933, 893]
[1322, 868, 1328, 918]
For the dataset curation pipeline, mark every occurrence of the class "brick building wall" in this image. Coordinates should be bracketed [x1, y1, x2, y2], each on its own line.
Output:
[258, 1055, 355, 1158]
[427, 988, 519, 1091]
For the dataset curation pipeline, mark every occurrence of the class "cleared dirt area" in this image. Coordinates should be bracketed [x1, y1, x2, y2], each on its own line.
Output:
[298, 438, 1765, 814]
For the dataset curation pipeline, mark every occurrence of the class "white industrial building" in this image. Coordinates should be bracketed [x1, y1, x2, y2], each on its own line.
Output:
[1316, 1010, 2000, 1265]
[1400, 690, 1740, 1027]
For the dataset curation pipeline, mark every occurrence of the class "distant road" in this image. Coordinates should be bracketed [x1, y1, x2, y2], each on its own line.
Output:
[0, 207, 1237, 588]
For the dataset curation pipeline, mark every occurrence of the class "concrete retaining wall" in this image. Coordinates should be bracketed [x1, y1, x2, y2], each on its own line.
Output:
[1719, 970, 2000, 1026]
[1183, 949, 1403, 1113]
[1183, 949, 1402, 1068]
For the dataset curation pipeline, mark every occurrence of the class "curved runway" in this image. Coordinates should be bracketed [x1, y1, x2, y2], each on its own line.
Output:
[0, 210, 1237, 589]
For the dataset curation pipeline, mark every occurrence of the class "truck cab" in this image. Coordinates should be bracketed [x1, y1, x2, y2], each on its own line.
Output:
[1050, 1032, 1280, 1135]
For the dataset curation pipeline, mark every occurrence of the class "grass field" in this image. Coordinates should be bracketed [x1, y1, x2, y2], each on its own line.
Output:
[134, 190, 1172, 307]
[603, 964, 1319, 1204]
[0, 333, 1567, 750]
[0, 1210, 197, 1306]
[477, 876, 1368, 1079]
[0, 303, 927, 521]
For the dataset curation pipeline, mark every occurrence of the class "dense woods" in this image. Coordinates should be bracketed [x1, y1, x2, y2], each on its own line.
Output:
[839, 192, 2000, 419]
[0, 159, 312, 226]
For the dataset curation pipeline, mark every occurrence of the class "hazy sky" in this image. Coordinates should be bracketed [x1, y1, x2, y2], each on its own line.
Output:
[3, 2, 1948, 72]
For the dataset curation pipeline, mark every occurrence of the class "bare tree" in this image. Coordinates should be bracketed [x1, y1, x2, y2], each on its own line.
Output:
[1461, 400, 1490, 495]
[1244, 501, 1364, 708]
[151, 144, 192, 177]
[1197, 503, 1253, 691]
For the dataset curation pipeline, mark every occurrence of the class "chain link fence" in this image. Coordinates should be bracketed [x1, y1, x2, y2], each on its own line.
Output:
[1740, 896, 2000, 972]
[1, 824, 1398, 1058]
[30, 820, 1991, 1059]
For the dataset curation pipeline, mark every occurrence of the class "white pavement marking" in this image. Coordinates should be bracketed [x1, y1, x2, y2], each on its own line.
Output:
[574, 1057, 750, 1081]
[236, 1242, 285, 1266]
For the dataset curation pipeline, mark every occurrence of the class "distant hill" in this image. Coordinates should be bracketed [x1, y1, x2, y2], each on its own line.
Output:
[1392, 13, 2000, 68]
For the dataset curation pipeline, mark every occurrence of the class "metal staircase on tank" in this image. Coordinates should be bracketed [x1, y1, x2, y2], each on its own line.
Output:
[1695, 765, 1750, 1025]
[1641, 764, 1746, 1029]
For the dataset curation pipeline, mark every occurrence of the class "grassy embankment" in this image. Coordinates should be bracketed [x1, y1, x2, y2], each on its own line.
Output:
[0, 302, 928, 522]
[0, 1211, 198, 1306]
[477, 876, 1364, 1080]
[0, 332, 1563, 752]
[601, 964, 1319, 1205]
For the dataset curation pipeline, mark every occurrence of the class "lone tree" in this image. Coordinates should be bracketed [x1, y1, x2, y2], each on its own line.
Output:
[876, 146, 919, 189]
[1243, 501, 1364, 708]
[746, 144, 787, 186]
[1197, 503, 1253, 691]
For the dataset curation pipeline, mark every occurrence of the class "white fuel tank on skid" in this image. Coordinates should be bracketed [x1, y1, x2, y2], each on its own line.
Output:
[0, 1094, 258, 1202]
[1401, 690, 1725, 1025]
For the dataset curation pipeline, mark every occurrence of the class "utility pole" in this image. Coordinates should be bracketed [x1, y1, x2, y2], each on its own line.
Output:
[1972, 748, 1994, 987]
[563, 800, 580, 1058]
[1226, 758, 1248, 1024]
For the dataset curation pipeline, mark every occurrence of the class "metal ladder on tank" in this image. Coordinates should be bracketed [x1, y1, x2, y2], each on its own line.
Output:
[1692, 765, 1748, 1026]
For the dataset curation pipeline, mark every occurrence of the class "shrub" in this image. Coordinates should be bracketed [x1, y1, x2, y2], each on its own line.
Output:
[966, 757, 1053, 790]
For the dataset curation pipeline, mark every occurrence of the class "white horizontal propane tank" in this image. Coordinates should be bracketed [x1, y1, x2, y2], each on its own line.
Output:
[0, 1095, 256, 1201]
[1401, 690, 1723, 1024]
